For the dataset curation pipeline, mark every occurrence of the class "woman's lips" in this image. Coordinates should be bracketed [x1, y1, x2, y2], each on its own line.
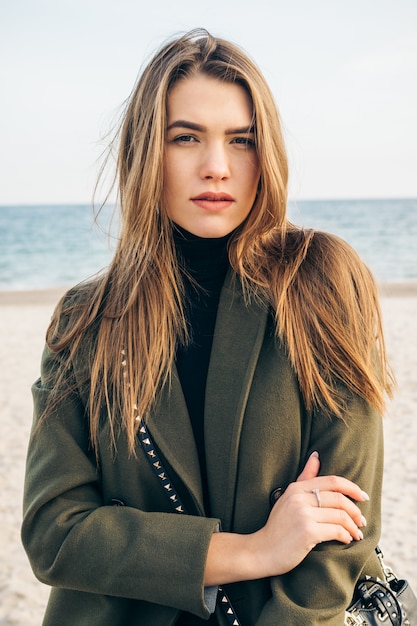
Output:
[191, 192, 235, 211]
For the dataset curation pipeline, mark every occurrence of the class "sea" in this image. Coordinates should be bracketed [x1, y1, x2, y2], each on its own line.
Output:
[0, 198, 416, 291]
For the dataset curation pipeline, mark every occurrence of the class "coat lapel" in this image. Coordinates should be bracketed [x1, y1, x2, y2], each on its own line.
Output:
[146, 367, 205, 514]
[204, 271, 268, 529]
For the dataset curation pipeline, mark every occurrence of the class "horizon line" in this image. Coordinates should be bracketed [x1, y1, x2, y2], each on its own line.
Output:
[0, 195, 416, 208]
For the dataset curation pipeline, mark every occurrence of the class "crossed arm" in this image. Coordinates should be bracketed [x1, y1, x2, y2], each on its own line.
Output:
[205, 451, 368, 586]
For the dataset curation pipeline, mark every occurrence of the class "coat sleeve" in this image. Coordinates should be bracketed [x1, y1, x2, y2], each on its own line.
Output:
[21, 343, 220, 618]
[255, 393, 384, 626]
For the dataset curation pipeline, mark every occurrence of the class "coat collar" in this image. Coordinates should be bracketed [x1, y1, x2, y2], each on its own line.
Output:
[147, 270, 268, 525]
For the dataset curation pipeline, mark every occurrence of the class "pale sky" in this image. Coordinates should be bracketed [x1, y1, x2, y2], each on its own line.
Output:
[1, 0, 416, 204]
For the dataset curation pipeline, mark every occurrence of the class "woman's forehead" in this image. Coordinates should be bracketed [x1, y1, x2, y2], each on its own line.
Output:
[166, 74, 254, 129]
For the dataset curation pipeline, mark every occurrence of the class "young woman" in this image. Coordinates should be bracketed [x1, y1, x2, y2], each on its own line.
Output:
[22, 29, 393, 625]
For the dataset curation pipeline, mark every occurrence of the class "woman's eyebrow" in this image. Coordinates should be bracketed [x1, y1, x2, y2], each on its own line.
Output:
[166, 120, 255, 134]
[166, 120, 205, 132]
[225, 125, 255, 135]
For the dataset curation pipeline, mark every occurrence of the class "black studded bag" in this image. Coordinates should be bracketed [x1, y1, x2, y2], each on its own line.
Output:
[344, 546, 417, 625]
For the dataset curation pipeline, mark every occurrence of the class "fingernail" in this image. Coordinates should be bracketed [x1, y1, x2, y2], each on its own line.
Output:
[310, 451, 319, 459]
[357, 530, 364, 540]
[360, 515, 367, 527]
[360, 490, 370, 501]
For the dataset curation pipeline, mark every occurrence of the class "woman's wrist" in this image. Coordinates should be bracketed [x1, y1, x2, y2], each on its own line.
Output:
[204, 530, 267, 586]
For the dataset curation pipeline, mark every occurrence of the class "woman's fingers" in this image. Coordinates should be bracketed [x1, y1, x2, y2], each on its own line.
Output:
[312, 521, 357, 546]
[282, 488, 365, 540]
[308, 489, 367, 530]
[314, 507, 364, 542]
[296, 450, 320, 482]
[297, 474, 370, 504]
[273, 479, 368, 546]
[295, 451, 369, 504]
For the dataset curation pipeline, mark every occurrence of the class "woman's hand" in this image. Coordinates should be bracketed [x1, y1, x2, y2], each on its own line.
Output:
[205, 451, 368, 586]
[247, 451, 369, 578]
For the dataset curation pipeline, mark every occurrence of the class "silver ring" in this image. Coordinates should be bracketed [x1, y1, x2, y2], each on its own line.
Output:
[312, 488, 321, 507]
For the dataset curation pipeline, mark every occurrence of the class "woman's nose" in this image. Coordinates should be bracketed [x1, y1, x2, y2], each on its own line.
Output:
[200, 145, 230, 180]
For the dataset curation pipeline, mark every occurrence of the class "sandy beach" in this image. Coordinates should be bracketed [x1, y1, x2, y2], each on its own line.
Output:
[1, 285, 416, 625]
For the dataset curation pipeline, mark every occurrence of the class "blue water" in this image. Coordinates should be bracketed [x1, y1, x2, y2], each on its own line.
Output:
[0, 199, 416, 290]
[0, 204, 116, 290]
[288, 198, 417, 283]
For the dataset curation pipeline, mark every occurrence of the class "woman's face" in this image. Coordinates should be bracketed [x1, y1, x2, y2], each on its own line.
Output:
[163, 73, 260, 238]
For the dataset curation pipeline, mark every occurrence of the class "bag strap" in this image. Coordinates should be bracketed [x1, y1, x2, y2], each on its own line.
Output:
[376, 545, 399, 584]
[138, 419, 241, 626]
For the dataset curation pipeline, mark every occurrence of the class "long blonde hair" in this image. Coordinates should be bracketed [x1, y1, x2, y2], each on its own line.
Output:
[46, 29, 393, 455]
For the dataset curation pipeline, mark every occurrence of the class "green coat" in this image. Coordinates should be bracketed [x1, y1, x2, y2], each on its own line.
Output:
[22, 271, 384, 625]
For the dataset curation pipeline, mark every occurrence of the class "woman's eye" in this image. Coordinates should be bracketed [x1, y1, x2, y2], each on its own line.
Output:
[232, 136, 256, 147]
[173, 134, 196, 144]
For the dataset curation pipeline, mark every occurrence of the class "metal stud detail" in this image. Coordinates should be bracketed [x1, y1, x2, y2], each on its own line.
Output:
[137, 418, 242, 625]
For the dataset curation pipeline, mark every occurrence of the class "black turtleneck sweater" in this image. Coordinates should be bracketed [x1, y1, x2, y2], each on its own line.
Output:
[174, 225, 231, 507]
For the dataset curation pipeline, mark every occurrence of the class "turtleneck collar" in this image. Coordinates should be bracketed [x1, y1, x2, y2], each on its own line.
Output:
[172, 222, 232, 282]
